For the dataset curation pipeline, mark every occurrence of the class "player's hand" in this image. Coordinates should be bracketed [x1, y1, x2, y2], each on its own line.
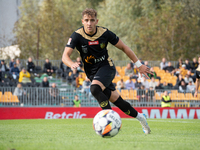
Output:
[138, 65, 153, 79]
[71, 62, 80, 70]
[194, 91, 198, 97]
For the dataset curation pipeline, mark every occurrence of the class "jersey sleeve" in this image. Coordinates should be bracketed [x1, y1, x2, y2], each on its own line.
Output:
[66, 32, 79, 49]
[107, 29, 119, 45]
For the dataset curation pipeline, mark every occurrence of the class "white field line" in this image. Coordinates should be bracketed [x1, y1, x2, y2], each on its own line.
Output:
[122, 118, 199, 123]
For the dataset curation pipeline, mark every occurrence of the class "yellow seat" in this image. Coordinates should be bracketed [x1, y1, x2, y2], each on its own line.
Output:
[121, 89, 129, 100]
[129, 90, 138, 100]
[0, 95, 9, 102]
[4, 91, 12, 99]
[10, 95, 19, 103]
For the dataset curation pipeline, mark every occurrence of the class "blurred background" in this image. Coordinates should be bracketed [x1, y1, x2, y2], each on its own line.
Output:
[1, 0, 200, 61]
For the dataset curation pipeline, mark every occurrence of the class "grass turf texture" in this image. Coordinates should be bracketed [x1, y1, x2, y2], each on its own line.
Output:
[0, 119, 200, 150]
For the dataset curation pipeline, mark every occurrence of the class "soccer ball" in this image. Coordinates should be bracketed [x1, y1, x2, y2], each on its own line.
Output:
[93, 109, 122, 138]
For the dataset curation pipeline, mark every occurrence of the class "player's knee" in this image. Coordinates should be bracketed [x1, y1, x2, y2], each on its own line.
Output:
[103, 88, 112, 99]
[90, 84, 102, 96]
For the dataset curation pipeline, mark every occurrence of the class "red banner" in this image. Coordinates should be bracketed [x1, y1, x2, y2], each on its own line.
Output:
[0, 107, 200, 120]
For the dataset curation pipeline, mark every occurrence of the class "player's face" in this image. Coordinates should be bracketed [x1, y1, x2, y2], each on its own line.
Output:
[82, 14, 98, 35]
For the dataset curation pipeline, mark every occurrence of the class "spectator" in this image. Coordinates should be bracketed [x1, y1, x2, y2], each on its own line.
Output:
[161, 91, 171, 107]
[141, 76, 149, 89]
[180, 64, 187, 77]
[149, 77, 157, 90]
[0, 71, 2, 82]
[82, 77, 91, 96]
[41, 77, 49, 87]
[76, 57, 84, 72]
[144, 61, 151, 68]
[67, 68, 79, 85]
[43, 58, 54, 76]
[60, 61, 71, 78]
[26, 57, 35, 73]
[162, 81, 170, 90]
[0, 60, 9, 73]
[184, 74, 194, 85]
[16, 58, 23, 71]
[135, 78, 142, 89]
[191, 57, 199, 71]
[76, 73, 84, 89]
[137, 85, 147, 103]
[163, 62, 175, 74]
[9, 58, 15, 69]
[13, 83, 26, 104]
[139, 58, 144, 65]
[19, 67, 31, 83]
[147, 67, 157, 79]
[174, 74, 184, 89]
[130, 60, 134, 69]
[125, 77, 135, 90]
[155, 80, 163, 90]
[160, 58, 167, 70]
[129, 65, 139, 79]
[186, 81, 195, 93]
[185, 59, 191, 70]
[49, 83, 61, 105]
[73, 95, 81, 107]
[117, 79, 126, 92]
[176, 58, 183, 69]
[10, 63, 20, 79]
[179, 80, 187, 93]
[124, 63, 134, 77]
[146, 86, 155, 102]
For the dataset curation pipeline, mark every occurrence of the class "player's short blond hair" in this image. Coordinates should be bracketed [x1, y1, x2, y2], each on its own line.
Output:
[82, 8, 97, 18]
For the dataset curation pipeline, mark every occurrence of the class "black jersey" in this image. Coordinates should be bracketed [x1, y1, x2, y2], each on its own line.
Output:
[66, 26, 119, 76]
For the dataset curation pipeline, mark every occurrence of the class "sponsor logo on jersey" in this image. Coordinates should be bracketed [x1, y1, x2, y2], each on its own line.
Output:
[67, 38, 72, 45]
[81, 45, 88, 53]
[85, 55, 105, 64]
[94, 55, 105, 63]
[85, 55, 95, 64]
[88, 41, 99, 45]
[100, 42, 105, 49]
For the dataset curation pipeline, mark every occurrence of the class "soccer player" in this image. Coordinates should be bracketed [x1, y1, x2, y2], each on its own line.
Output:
[62, 8, 152, 134]
[194, 56, 200, 97]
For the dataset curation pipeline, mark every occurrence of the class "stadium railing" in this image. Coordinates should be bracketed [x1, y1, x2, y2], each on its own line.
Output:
[0, 87, 199, 107]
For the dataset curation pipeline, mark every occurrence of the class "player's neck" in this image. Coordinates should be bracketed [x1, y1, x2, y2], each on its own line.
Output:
[83, 26, 97, 36]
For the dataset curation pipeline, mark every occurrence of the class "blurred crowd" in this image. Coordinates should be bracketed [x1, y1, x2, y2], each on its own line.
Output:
[0, 56, 200, 105]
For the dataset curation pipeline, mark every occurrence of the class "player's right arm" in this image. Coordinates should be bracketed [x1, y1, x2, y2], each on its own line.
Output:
[62, 47, 80, 70]
[62, 31, 80, 70]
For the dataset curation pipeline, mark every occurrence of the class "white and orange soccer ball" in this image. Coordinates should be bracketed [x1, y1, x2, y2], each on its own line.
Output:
[93, 109, 122, 138]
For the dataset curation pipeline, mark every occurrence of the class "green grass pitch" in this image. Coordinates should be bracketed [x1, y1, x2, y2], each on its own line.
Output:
[0, 119, 200, 150]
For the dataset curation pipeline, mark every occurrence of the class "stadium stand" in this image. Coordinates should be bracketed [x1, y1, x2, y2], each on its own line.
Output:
[0, 59, 200, 107]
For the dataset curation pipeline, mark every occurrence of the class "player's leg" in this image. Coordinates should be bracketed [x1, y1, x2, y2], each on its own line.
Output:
[90, 65, 116, 110]
[90, 80, 111, 109]
[104, 88, 151, 134]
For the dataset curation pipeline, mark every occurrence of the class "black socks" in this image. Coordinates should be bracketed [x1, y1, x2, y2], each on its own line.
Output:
[90, 84, 111, 109]
[113, 96, 138, 118]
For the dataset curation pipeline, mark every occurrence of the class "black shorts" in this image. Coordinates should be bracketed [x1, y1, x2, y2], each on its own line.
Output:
[88, 65, 116, 91]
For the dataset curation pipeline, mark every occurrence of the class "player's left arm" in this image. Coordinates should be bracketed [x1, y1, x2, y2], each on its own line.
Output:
[115, 39, 152, 78]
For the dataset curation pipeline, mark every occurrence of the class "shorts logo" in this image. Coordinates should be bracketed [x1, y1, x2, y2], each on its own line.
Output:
[100, 43, 105, 49]
[82, 45, 88, 53]
[88, 41, 99, 45]
[67, 38, 72, 45]
[100, 101, 108, 107]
